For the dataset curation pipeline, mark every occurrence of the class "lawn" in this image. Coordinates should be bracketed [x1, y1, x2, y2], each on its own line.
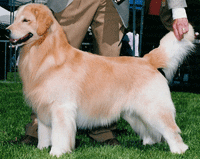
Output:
[0, 83, 200, 159]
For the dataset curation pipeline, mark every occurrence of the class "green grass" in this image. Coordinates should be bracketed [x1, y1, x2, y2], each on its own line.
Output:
[3, 72, 21, 83]
[0, 83, 200, 159]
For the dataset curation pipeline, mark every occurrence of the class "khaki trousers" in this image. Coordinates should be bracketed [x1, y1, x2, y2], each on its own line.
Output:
[54, 0, 124, 56]
[26, 0, 124, 141]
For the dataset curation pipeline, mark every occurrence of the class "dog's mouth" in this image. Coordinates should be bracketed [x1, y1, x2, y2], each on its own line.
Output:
[9, 33, 33, 45]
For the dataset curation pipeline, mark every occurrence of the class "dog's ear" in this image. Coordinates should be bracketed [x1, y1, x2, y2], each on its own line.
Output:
[32, 7, 53, 36]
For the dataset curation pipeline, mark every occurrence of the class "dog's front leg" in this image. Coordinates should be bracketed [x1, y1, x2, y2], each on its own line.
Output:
[37, 118, 51, 149]
[50, 104, 77, 157]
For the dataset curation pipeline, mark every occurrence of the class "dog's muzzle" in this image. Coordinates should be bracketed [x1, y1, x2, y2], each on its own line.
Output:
[5, 29, 33, 45]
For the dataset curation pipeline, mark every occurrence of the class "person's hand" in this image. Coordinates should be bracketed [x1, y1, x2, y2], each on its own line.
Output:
[173, 18, 189, 41]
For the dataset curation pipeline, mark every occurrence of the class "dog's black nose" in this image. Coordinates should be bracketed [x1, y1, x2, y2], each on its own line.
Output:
[5, 29, 11, 38]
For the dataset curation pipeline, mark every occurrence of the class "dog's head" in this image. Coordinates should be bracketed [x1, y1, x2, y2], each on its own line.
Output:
[6, 4, 53, 46]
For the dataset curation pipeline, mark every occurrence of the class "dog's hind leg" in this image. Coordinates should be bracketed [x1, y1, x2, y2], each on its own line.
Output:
[154, 110, 188, 154]
[49, 103, 77, 157]
[123, 113, 161, 145]
[37, 119, 52, 149]
[140, 102, 188, 154]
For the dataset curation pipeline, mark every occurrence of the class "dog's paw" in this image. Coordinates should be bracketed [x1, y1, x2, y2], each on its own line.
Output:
[50, 146, 71, 157]
[37, 143, 49, 150]
[143, 136, 156, 145]
[170, 143, 188, 154]
[37, 141, 51, 150]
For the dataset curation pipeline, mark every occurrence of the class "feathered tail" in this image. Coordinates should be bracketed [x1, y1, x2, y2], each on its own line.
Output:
[144, 24, 195, 81]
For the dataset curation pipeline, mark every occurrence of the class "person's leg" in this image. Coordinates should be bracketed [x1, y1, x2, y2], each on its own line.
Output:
[91, 0, 125, 56]
[22, 0, 121, 145]
[87, 0, 125, 144]
[21, 0, 100, 144]
[54, 0, 100, 48]
[55, 0, 121, 145]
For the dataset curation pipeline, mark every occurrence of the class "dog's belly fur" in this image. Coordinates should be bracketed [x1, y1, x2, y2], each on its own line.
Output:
[76, 109, 121, 129]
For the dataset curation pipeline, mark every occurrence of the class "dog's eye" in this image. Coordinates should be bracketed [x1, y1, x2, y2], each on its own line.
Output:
[22, 19, 30, 22]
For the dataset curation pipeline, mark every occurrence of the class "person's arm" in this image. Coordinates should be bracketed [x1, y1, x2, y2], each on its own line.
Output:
[167, 0, 187, 9]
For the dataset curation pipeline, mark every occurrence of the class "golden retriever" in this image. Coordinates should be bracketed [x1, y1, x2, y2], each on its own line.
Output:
[6, 3, 194, 157]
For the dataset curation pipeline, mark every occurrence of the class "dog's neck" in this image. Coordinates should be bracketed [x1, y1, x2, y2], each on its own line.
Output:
[18, 22, 72, 92]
